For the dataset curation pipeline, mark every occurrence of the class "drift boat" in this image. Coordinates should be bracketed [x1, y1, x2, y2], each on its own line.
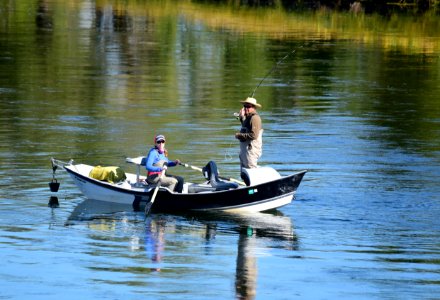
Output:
[50, 157, 306, 213]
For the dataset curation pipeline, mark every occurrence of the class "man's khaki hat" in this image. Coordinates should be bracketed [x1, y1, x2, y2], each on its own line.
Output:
[240, 97, 262, 108]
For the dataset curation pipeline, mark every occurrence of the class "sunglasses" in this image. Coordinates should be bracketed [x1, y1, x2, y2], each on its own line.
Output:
[243, 104, 253, 108]
[156, 140, 165, 144]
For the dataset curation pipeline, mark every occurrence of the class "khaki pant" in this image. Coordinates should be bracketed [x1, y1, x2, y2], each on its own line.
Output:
[147, 174, 178, 192]
[147, 160, 182, 192]
[239, 130, 263, 169]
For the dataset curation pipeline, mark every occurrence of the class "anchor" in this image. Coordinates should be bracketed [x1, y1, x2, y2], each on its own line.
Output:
[49, 159, 60, 193]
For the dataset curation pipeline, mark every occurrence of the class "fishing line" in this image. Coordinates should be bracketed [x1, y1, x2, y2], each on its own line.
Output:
[250, 44, 304, 98]
[224, 140, 235, 161]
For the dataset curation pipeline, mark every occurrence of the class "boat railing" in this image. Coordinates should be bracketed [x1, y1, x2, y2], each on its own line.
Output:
[51, 158, 74, 170]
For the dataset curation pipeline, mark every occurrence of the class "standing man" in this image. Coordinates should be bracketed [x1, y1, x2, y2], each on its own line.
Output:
[235, 97, 263, 170]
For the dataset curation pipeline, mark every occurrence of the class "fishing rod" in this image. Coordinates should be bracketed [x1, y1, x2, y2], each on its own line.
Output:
[250, 45, 303, 98]
[233, 45, 304, 119]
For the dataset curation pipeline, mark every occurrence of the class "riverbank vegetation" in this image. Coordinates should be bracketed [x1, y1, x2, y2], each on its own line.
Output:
[96, 0, 438, 54]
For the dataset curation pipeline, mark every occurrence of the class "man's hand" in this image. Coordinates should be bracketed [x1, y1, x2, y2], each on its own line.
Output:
[235, 133, 245, 141]
[239, 107, 245, 118]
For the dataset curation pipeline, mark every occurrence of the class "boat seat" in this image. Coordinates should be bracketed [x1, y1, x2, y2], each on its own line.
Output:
[188, 184, 216, 193]
[126, 156, 148, 186]
[202, 161, 239, 191]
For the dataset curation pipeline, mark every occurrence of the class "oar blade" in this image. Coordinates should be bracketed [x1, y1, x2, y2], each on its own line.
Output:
[144, 202, 153, 215]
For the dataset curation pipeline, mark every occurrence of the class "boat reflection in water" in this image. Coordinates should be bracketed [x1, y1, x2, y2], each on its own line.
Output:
[66, 199, 298, 298]
[66, 198, 136, 223]
[189, 211, 298, 299]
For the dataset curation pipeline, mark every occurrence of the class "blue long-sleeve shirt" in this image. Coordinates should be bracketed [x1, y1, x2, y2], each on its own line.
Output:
[145, 147, 176, 173]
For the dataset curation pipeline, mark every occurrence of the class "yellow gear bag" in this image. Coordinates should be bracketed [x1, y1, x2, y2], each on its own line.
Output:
[89, 166, 127, 184]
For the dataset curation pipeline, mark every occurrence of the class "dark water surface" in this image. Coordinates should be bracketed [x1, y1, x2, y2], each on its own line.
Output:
[1, 1, 439, 299]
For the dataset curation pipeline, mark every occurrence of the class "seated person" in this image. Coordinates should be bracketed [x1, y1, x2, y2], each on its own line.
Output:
[146, 134, 184, 193]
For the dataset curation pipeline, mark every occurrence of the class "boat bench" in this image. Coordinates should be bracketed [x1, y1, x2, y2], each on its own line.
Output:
[126, 156, 147, 187]
[187, 183, 216, 193]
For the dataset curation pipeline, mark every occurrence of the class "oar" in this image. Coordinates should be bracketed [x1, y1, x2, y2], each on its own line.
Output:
[180, 162, 246, 186]
[145, 168, 166, 215]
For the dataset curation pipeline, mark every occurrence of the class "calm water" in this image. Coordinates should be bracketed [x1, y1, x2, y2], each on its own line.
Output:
[1, 1, 440, 299]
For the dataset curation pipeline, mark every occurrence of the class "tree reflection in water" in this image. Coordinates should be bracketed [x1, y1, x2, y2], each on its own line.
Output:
[35, 0, 53, 30]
